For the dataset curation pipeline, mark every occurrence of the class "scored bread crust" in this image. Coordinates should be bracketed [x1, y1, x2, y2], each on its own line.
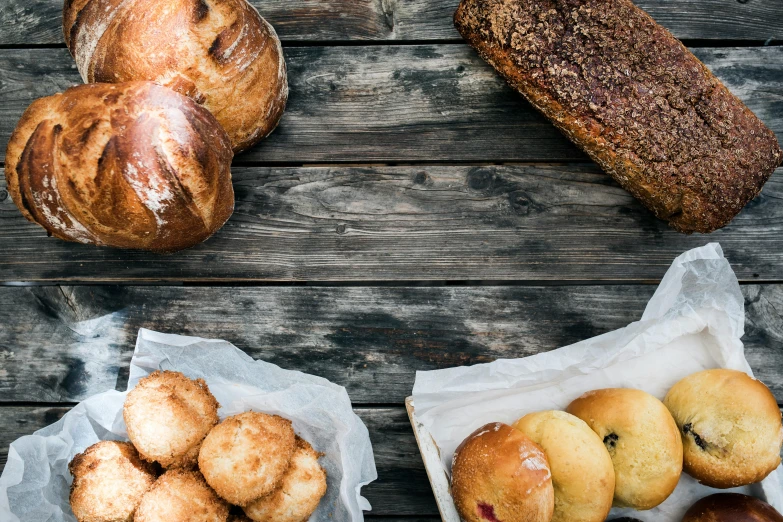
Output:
[63, 0, 288, 153]
[4, 81, 234, 253]
[454, 0, 782, 233]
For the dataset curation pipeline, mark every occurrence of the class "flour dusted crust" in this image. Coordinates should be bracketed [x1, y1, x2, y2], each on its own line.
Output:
[68, 441, 157, 522]
[198, 412, 296, 506]
[454, 0, 782, 233]
[451, 422, 554, 522]
[63, 0, 288, 153]
[664, 369, 783, 488]
[4, 81, 234, 252]
[243, 437, 327, 522]
[124, 370, 220, 469]
[566, 388, 682, 510]
[513, 410, 614, 522]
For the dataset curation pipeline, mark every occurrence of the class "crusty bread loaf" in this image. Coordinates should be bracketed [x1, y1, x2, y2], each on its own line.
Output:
[454, 0, 782, 233]
[63, 0, 287, 153]
[4, 81, 234, 252]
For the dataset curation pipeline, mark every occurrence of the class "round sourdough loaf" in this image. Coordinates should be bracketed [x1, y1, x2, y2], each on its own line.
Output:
[4, 81, 234, 252]
[63, 0, 288, 153]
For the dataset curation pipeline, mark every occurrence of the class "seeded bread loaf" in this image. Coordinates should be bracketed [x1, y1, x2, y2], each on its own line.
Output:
[454, 0, 782, 233]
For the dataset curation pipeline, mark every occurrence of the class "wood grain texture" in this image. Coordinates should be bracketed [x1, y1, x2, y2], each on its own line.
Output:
[0, 0, 780, 45]
[0, 406, 440, 516]
[0, 285, 781, 404]
[2, 165, 782, 282]
[0, 46, 780, 164]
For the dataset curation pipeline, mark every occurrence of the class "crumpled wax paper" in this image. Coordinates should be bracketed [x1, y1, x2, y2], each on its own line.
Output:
[412, 243, 782, 520]
[0, 329, 378, 522]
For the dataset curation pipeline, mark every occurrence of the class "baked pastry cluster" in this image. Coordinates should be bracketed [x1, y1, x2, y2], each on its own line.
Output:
[450, 369, 782, 521]
[68, 371, 327, 522]
[5, 0, 287, 252]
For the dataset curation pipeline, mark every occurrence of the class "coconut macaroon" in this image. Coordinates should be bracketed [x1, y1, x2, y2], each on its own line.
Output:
[198, 412, 296, 506]
[664, 369, 783, 488]
[513, 410, 615, 522]
[243, 437, 328, 522]
[134, 469, 229, 522]
[124, 371, 220, 469]
[69, 440, 157, 522]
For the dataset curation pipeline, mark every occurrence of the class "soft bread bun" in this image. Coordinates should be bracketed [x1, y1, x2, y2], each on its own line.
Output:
[243, 437, 327, 522]
[664, 369, 783, 488]
[198, 412, 296, 506]
[63, 0, 287, 152]
[566, 388, 682, 510]
[4, 81, 234, 252]
[451, 422, 554, 522]
[134, 469, 230, 522]
[682, 493, 783, 521]
[124, 371, 220, 469]
[68, 440, 157, 522]
[512, 410, 615, 522]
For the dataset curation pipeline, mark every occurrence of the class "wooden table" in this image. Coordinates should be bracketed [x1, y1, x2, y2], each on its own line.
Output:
[0, 1, 782, 519]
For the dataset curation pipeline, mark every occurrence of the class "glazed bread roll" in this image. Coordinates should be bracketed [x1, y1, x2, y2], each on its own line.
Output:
[4, 82, 234, 253]
[567, 388, 682, 510]
[664, 369, 783, 488]
[512, 411, 615, 522]
[682, 493, 783, 522]
[451, 422, 554, 522]
[63, 0, 287, 152]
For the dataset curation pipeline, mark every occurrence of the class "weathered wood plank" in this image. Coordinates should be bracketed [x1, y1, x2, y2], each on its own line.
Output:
[2, 165, 782, 282]
[0, 285, 781, 404]
[0, 0, 780, 45]
[0, 406, 440, 516]
[0, 46, 780, 164]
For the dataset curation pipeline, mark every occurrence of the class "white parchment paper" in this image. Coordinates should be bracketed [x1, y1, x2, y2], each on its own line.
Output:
[412, 243, 783, 520]
[0, 329, 378, 522]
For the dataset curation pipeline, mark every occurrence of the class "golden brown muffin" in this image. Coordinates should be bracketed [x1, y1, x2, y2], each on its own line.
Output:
[513, 410, 615, 522]
[134, 469, 229, 522]
[198, 412, 296, 506]
[124, 371, 220, 469]
[566, 388, 682, 510]
[682, 493, 783, 521]
[227, 515, 253, 522]
[664, 369, 783, 488]
[451, 422, 554, 522]
[243, 437, 327, 522]
[68, 440, 157, 522]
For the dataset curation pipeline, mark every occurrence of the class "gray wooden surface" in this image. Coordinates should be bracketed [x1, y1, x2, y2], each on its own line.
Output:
[1, 0, 780, 44]
[2, 165, 783, 283]
[1, 285, 782, 405]
[0, 47, 780, 165]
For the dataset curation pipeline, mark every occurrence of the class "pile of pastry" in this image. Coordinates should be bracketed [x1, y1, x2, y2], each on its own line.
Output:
[451, 369, 783, 522]
[68, 371, 326, 522]
[4, 0, 287, 252]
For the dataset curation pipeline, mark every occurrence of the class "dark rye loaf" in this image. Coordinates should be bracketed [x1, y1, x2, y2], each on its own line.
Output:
[454, 0, 782, 233]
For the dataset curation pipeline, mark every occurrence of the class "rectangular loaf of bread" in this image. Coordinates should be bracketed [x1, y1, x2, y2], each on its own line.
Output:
[454, 0, 782, 233]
